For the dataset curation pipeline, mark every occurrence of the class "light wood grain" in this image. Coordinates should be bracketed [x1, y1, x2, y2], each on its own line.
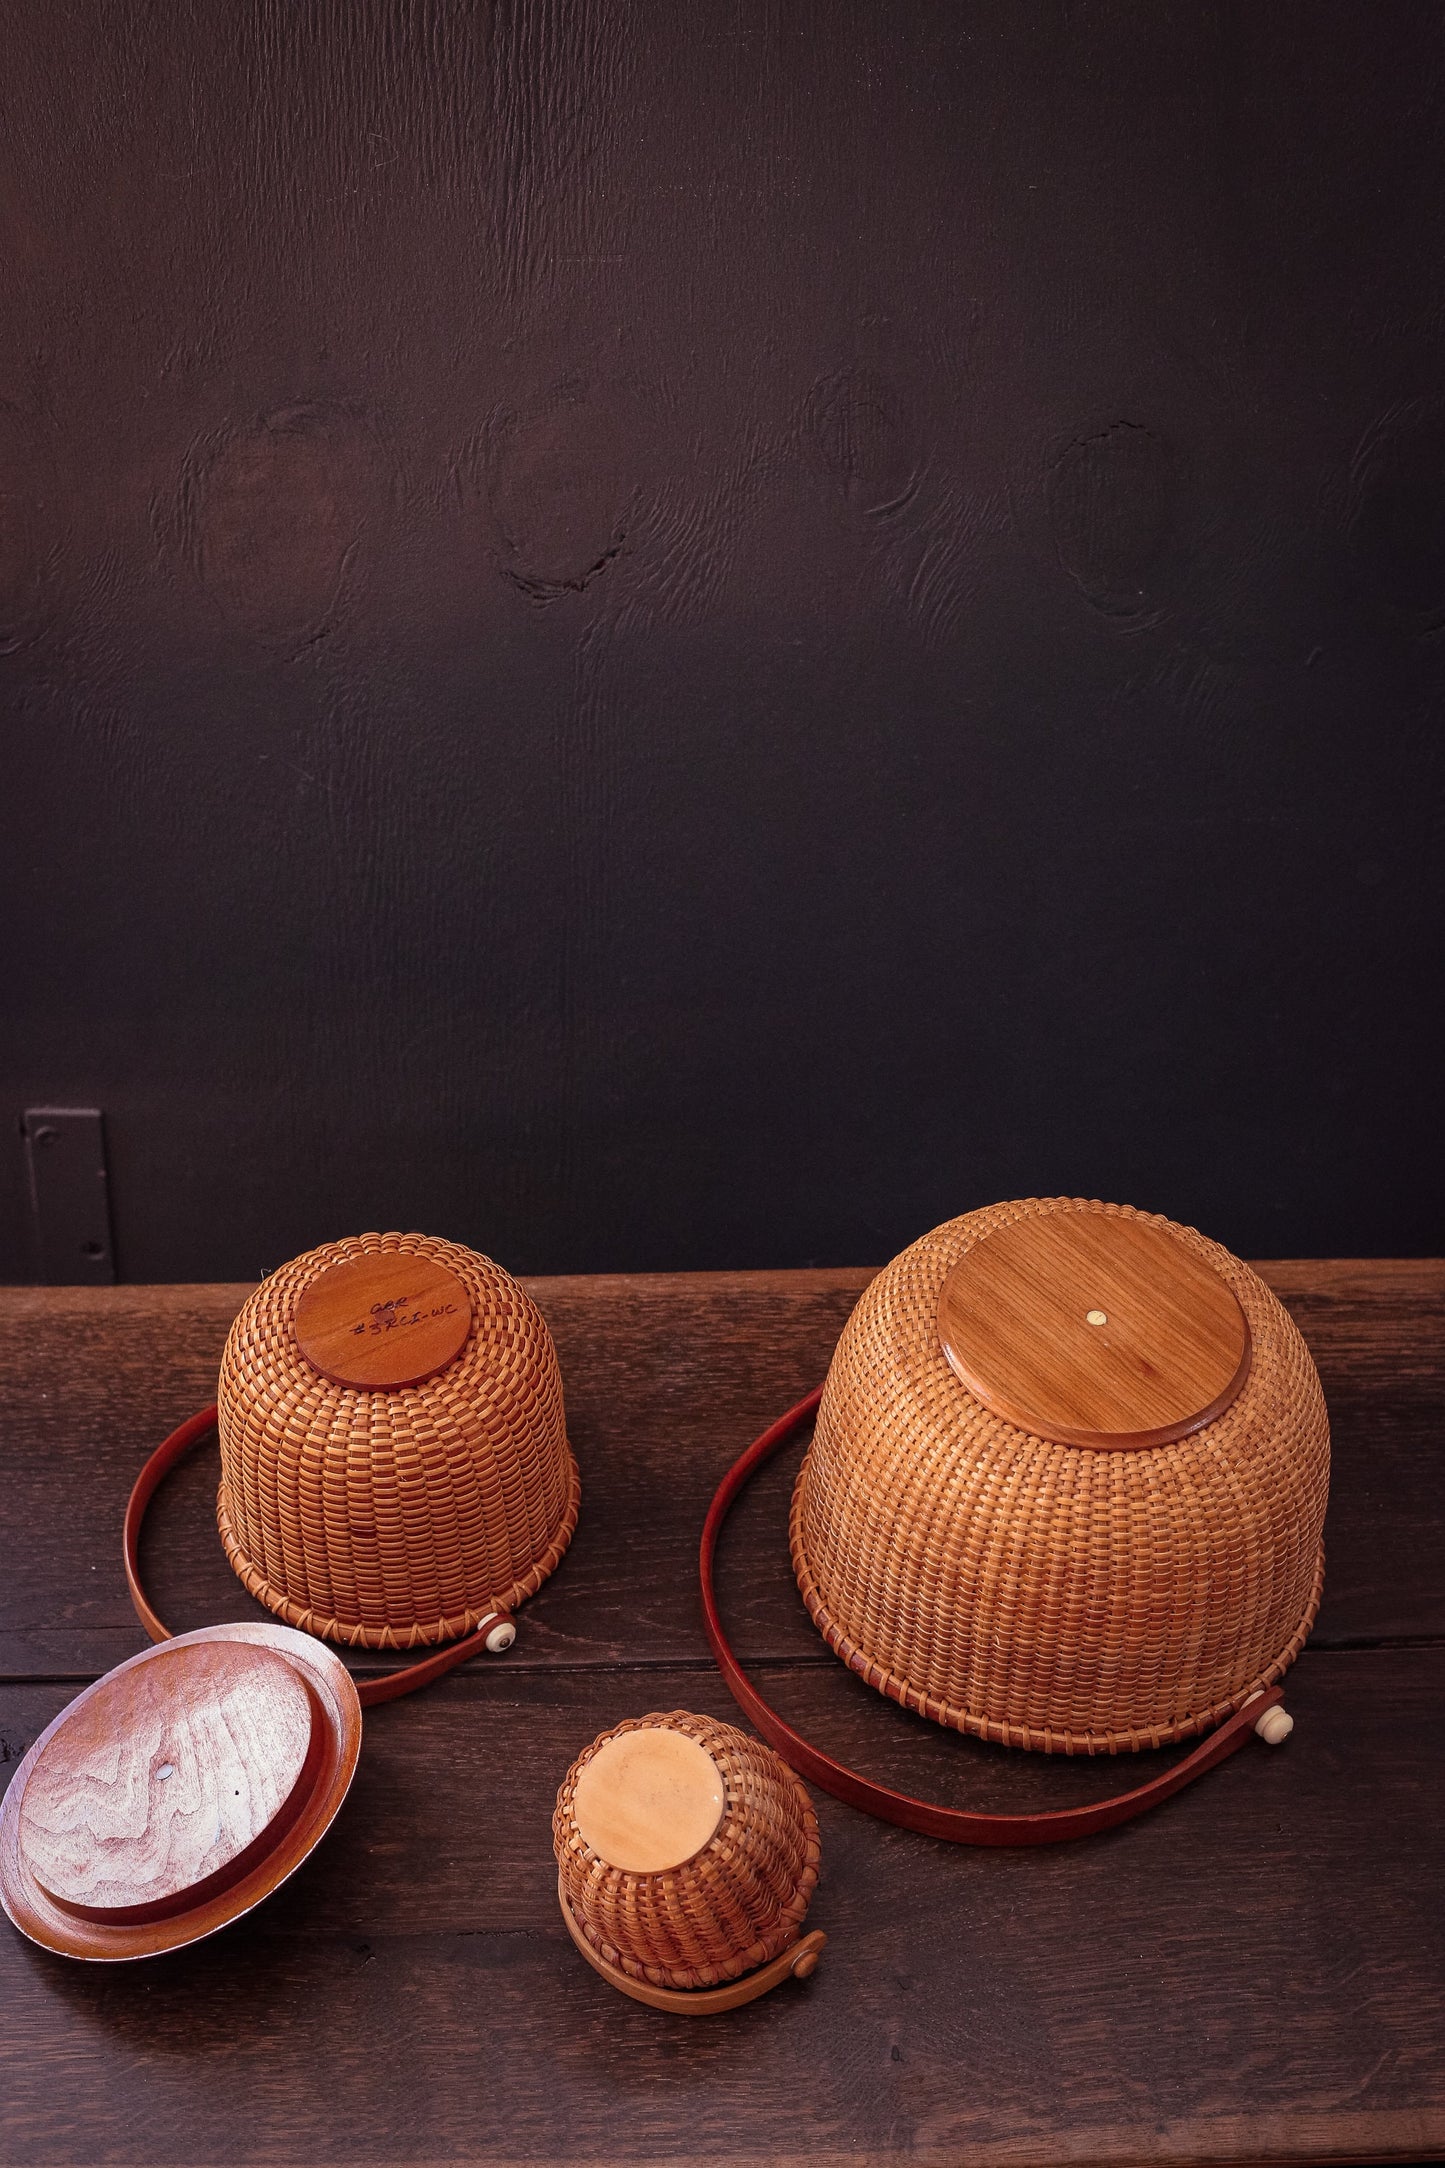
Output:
[292, 1250, 473, 1390]
[570, 1726, 724, 1874]
[0, 1624, 361, 1961]
[0, 1266, 1443, 2165]
[18, 1639, 317, 1921]
[937, 1208, 1251, 1447]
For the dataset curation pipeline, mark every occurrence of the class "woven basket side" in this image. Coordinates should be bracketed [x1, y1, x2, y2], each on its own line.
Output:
[793, 1198, 1330, 1753]
[554, 1713, 821, 1992]
[217, 1232, 577, 1648]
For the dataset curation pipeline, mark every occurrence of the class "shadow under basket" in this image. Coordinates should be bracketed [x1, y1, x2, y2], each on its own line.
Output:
[125, 1232, 581, 1704]
[554, 1713, 825, 2014]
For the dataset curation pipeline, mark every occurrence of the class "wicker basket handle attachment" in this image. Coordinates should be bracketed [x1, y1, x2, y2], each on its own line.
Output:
[699, 1389, 1295, 1847]
[123, 1408, 516, 1708]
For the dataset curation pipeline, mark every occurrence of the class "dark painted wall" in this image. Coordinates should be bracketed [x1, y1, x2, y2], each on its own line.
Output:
[2, 1, 1442, 1282]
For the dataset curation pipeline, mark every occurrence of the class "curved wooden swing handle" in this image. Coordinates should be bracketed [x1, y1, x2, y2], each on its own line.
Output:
[699, 1387, 1293, 1846]
[122, 1408, 515, 1707]
[558, 1879, 825, 2013]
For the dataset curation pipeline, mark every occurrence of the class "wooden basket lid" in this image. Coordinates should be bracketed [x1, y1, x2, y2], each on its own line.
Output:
[0, 1624, 360, 1961]
[570, 1726, 726, 1874]
[293, 1248, 473, 1390]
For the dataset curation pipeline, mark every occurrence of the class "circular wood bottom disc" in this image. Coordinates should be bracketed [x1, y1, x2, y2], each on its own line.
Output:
[937, 1207, 1251, 1448]
[293, 1249, 473, 1390]
[571, 1727, 726, 1874]
[0, 1624, 361, 1960]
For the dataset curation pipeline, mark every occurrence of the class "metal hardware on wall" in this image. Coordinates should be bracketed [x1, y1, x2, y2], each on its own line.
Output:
[21, 1110, 116, 1285]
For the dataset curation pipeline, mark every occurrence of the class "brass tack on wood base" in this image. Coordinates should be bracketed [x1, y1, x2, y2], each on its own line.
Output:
[936, 1207, 1252, 1448]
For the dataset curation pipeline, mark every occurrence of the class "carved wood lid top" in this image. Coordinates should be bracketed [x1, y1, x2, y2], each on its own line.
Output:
[0, 1624, 361, 1961]
[19, 1641, 320, 1924]
[293, 1249, 473, 1389]
[571, 1727, 726, 1876]
[936, 1209, 1251, 1449]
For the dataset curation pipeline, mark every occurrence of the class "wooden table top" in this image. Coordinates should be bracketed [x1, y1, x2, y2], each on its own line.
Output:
[2, 1263, 1442, 2168]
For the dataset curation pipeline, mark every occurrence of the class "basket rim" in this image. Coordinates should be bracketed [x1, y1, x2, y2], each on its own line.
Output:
[216, 1445, 581, 1650]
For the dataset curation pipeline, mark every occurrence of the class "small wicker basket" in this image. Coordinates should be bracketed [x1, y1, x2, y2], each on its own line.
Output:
[215, 1231, 579, 1651]
[554, 1713, 824, 2012]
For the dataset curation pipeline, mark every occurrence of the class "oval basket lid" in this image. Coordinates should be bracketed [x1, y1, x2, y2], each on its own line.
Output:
[936, 1205, 1252, 1447]
[0, 1623, 360, 1961]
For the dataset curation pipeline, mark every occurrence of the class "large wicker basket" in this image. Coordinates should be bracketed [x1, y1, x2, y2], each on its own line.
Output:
[554, 1712, 821, 2001]
[793, 1197, 1329, 1754]
[215, 1231, 579, 1650]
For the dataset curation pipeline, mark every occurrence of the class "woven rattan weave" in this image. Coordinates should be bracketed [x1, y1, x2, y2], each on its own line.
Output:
[792, 1198, 1329, 1755]
[554, 1713, 820, 1991]
[217, 1232, 579, 1650]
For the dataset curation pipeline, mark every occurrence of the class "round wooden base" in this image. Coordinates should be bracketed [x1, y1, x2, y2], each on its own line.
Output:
[558, 1879, 824, 2013]
[937, 1207, 1251, 1448]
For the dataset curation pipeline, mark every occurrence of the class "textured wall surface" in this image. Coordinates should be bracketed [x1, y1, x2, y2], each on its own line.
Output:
[2, 0, 1442, 1281]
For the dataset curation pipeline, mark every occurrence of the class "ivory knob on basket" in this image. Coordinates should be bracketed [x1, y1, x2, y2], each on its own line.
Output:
[1254, 1704, 1294, 1746]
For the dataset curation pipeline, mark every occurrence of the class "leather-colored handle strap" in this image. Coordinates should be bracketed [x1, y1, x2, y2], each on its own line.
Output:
[699, 1387, 1287, 1846]
[123, 1408, 511, 1708]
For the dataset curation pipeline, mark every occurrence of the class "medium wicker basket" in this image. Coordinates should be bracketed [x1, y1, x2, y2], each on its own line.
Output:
[554, 1713, 822, 2009]
[215, 1231, 579, 1651]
